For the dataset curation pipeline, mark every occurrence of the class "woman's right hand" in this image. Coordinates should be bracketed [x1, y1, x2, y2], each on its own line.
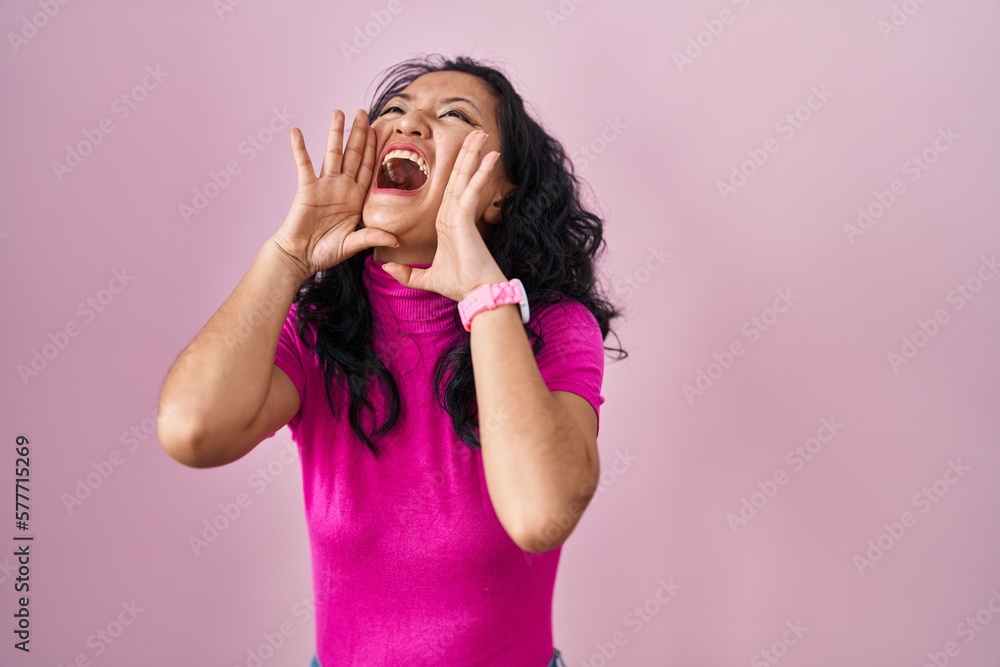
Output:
[270, 108, 398, 279]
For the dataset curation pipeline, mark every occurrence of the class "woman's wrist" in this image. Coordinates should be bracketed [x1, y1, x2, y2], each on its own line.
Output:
[264, 235, 313, 285]
[459, 271, 509, 302]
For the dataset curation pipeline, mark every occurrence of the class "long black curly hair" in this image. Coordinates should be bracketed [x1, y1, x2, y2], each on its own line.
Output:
[289, 53, 627, 457]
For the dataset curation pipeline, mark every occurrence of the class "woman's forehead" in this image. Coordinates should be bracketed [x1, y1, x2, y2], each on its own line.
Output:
[400, 71, 494, 103]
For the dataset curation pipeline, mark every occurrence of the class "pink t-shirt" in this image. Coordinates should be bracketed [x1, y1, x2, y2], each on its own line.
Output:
[269, 253, 605, 666]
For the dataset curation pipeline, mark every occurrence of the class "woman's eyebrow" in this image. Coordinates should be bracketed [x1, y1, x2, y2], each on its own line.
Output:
[393, 92, 482, 116]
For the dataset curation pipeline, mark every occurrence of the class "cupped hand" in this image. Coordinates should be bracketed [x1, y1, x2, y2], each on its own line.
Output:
[270, 109, 398, 279]
[379, 129, 508, 302]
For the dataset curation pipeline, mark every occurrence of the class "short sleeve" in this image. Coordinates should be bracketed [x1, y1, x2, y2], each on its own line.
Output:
[530, 299, 606, 437]
[268, 302, 307, 437]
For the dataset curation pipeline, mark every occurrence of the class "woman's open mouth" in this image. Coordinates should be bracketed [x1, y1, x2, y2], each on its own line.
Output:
[373, 149, 429, 196]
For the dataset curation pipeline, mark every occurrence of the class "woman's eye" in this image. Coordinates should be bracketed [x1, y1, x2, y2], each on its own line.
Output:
[377, 106, 473, 125]
[444, 109, 471, 123]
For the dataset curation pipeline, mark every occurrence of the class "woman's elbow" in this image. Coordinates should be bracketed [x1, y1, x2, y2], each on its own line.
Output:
[157, 415, 208, 468]
[510, 499, 590, 554]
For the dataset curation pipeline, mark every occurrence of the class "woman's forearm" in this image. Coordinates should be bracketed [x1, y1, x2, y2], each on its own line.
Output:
[470, 302, 598, 552]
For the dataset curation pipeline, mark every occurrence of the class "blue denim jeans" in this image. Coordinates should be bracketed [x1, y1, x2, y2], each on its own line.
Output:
[310, 647, 565, 666]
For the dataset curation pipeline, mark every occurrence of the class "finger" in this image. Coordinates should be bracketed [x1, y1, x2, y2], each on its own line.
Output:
[356, 126, 378, 193]
[459, 151, 501, 212]
[290, 127, 317, 186]
[443, 130, 486, 203]
[341, 227, 400, 259]
[341, 109, 369, 180]
[320, 110, 345, 178]
[456, 130, 488, 195]
[381, 263, 429, 291]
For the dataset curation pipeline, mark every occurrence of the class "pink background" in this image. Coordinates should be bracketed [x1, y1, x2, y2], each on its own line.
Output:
[3, 0, 1000, 665]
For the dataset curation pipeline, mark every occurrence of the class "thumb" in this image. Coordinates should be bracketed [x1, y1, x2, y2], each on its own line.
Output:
[381, 263, 430, 291]
[344, 228, 399, 258]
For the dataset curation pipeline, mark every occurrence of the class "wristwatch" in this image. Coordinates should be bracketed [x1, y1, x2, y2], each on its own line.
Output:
[458, 278, 530, 332]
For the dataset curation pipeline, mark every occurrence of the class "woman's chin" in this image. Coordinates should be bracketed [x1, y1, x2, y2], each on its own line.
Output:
[361, 202, 422, 231]
[360, 210, 398, 231]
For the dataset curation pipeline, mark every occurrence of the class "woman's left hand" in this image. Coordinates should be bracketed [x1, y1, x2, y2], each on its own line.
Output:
[379, 129, 508, 302]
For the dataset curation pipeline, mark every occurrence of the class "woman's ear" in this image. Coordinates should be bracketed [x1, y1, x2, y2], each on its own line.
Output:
[483, 184, 516, 226]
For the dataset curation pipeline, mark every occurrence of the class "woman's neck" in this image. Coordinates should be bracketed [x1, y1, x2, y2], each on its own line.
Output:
[362, 253, 459, 335]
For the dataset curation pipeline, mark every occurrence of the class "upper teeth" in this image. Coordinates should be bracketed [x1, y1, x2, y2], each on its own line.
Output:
[382, 149, 429, 178]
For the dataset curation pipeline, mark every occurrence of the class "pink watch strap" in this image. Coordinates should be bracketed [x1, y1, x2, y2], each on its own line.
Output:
[458, 278, 529, 332]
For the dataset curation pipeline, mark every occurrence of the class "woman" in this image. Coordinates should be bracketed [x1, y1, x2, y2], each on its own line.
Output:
[158, 54, 625, 666]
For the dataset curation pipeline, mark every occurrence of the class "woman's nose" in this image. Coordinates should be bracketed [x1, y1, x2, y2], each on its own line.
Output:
[392, 109, 430, 136]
